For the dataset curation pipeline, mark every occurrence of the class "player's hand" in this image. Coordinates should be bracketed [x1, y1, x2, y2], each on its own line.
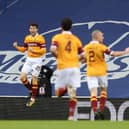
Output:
[29, 47, 34, 52]
[125, 47, 129, 53]
[13, 41, 18, 48]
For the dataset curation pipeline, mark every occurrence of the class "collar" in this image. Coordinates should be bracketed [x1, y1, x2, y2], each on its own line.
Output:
[62, 31, 72, 35]
[31, 33, 39, 37]
[90, 40, 99, 44]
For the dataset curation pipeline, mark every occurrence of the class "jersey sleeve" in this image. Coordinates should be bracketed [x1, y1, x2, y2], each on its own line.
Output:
[15, 36, 28, 52]
[76, 37, 84, 54]
[39, 35, 46, 48]
[24, 35, 29, 43]
[102, 44, 111, 55]
[51, 35, 59, 48]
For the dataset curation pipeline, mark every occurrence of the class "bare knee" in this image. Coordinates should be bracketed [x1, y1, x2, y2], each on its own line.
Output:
[100, 87, 107, 92]
[31, 76, 38, 85]
[68, 87, 76, 99]
[55, 87, 67, 97]
[90, 87, 98, 97]
[20, 73, 27, 82]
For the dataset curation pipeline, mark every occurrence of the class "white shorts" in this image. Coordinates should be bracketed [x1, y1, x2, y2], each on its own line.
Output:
[21, 57, 43, 77]
[87, 76, 108, 90]
[55, 68, 80, 90]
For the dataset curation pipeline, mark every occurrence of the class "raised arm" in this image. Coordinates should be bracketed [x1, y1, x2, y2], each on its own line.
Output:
[111, 47, 129, 57]
[13, 41, 27, 52]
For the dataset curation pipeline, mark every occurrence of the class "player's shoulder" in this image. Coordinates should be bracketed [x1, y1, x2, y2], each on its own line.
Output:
[24, 34, 30, 39]
[52, 33, 62, 40]
[38, 34, 44, 38]
[71, 34, 81, 40]
[24, 35, 31, 43]
[84, 42, 91, 48]
[99, 42, 108, 48]
[37, 34, 45, 41]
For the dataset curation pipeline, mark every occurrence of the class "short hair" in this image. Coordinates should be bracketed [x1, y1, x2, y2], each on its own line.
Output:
[61, 18, 72, 31]
[91, 30, 102, 39]
[29, 23, 39, 29]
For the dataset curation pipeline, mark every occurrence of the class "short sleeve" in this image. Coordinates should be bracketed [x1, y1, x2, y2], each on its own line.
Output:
[51, 35, 59, 47]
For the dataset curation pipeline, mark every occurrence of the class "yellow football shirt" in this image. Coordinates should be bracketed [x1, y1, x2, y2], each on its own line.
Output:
[17, 34, 46, 58]
[84, 41, 110, 76]
[52, 32, 83, 69]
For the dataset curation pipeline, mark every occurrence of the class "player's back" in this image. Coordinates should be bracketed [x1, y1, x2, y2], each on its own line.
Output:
[52, 33, 82, 69]
[84, 41, 108, 76]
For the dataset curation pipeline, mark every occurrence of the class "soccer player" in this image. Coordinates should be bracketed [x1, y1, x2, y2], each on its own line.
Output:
[83, 30, 129, 120]
[13, 23, 46, 107]
[50, 18, 84, 120]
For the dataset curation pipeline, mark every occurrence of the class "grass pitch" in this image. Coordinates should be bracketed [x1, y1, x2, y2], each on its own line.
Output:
[0, 120, 128, 129]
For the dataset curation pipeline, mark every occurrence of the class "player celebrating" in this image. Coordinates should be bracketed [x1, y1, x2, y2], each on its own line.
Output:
[13, 23, 46, 107]
[83, 30, 129, 120]
[50, 18, 84, 120]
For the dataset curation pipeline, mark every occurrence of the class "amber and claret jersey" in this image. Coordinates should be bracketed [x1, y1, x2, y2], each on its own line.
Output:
[17, 34, 46, 58]
[51, 32, 83, 69]
[84, 41, 111, 76]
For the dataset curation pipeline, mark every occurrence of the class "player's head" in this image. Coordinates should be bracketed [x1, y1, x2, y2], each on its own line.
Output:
[61, 18, 72, 31]
[29, 23, 39, 36]
[92, 30, 104, 43]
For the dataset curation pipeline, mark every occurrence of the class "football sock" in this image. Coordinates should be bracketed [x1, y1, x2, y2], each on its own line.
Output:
[69, 99, 77, 117]
[31, 85, 38, 99]
[91, 96, 98, 113]
[100, 91, 107, 112]
[56, 87, 67, 97]
[22, 79, 32, 90]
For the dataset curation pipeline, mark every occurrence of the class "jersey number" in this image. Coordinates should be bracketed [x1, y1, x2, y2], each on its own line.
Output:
[89, 50, 95, 62]
[65, 41, 72, 52]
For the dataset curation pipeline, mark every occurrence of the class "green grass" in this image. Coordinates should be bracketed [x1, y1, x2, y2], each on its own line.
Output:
[0, 120, 128, 129]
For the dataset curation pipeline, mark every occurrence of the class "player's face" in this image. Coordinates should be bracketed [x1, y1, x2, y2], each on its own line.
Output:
[97, 32, 104, 43]
[29, 26, 38, 36]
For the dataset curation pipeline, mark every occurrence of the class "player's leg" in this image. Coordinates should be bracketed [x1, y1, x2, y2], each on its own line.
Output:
[68, 68, 80, 120]
[67, 87, 77, 120]
[20, 62, 32, 92]
[55, 87, 67, 97]
[20, 72, 32, 91]
[95, 76, 108, 120]
[26, 63, 41, 107]
[87, 77, 99, 119]
[99, 76, 108, 112]
[55, 69, 68, 97]
[90, 87, 98, 113]
[26, 75, 38, 107]
[100, 87, 107, 112]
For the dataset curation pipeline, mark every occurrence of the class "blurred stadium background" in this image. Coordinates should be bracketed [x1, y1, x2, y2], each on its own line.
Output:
[0, 0, 129, 122]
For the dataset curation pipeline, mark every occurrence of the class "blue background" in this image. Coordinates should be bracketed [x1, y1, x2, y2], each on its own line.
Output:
[0, 0, 129, 98]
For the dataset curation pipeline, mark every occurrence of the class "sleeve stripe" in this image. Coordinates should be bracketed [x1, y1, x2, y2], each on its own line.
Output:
[23, 43, 28, 48]
[40, 44, 46, 48]
[104, 49, 111, 55]
[78, 47, 84, 54]
[52, 41, 58, 47]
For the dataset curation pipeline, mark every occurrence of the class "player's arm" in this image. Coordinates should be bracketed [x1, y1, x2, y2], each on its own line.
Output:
[104, 48, 129, 57]
[50, 41, 58, 58]
[78, 47, 86, 63]
[79, 55, 87, 63]
[111, 51, 127, 57]
[77, 39, 86, 63]
[13, 41, 27, 52]
[50, 44, 58, 58]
